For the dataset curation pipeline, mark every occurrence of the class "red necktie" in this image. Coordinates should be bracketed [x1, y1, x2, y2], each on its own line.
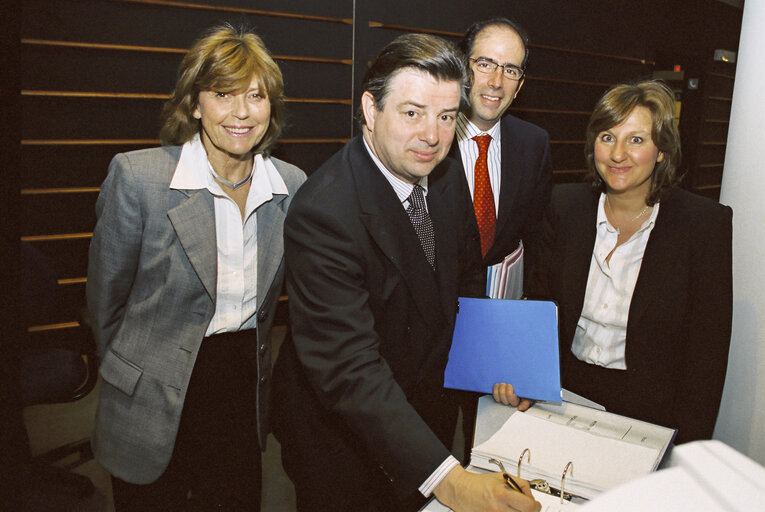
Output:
[472, 134, 495, 257]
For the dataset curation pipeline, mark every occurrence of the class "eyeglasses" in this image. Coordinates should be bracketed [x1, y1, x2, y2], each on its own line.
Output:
[470, 57, 525, 81]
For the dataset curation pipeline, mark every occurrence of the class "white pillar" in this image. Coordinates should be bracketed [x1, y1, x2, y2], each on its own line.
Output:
[714, 0, 765, 466]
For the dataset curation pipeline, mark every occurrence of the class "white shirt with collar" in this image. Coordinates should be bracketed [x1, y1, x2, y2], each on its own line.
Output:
[169, 133, 288, 336]
[362, 137, 460, 498]
[455, 113, 502, 214]
[362, 137, 429, 209]
[572, 194, 660, 369]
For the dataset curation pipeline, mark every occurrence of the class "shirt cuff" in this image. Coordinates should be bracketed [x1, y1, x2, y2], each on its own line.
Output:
[419, 455, 461, 497]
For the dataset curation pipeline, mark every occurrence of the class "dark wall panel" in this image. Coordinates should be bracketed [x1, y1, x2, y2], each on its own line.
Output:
[18, 0, 743, 333]
[21, 145, 154, 188]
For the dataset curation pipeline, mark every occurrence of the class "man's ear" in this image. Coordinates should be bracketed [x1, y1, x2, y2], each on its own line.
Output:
[192, 105, 202, 120]
[360, 91, 378, 131]
[513, 77, 525, 100]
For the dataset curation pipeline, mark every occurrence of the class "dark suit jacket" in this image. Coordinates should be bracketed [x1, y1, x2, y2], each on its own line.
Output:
[530, 183, 733, 443]
[451, 113, 552, 275]
[272, 136, 484, 507]
[87, 145, 305, 483]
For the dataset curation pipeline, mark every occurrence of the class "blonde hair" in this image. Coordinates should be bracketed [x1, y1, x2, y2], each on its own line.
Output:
[585, 80, 681, 205]
[160, 24, 284, 156]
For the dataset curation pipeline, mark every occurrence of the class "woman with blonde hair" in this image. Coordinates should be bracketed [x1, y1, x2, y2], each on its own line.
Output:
[87, 24, 305, 509]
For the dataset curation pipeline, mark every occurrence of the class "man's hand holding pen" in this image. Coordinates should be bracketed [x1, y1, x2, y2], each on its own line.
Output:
[433, 465, 541, 512]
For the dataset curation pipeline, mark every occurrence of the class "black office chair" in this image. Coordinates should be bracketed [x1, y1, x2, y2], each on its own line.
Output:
[18, 242, 100, 507]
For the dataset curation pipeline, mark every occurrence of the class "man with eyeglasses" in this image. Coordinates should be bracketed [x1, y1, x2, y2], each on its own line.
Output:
[449, 17, 553, 460]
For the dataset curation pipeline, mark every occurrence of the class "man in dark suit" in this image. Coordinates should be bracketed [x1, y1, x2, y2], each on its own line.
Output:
[453, 17, 552, 279]
[272, 34, 540, 512]
[450, 17, 553, 458]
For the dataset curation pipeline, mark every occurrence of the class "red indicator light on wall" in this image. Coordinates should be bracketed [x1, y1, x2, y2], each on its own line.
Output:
[674, 65, 682, 72]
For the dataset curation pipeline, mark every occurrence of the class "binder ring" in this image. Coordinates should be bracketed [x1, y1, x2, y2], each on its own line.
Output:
[560, 461, 574, 504]
[517, 448, 530, 478]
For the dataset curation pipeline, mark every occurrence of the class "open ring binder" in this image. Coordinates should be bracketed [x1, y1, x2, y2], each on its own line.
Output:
[470, 399, 676, 501]
[560, 461, 574, 504]
[517, 447, 530, 478]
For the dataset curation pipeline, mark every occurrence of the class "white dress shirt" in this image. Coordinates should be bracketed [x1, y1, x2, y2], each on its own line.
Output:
[362, 139, 460, 497]
[455, 113, 502, 214]
[572, 194, 660, 369]
[363, 137, 429, 207]
[169, 133, 288, 336]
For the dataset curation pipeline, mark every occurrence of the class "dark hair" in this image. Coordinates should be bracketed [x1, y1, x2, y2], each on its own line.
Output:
[159, 23, 284, 157]
[356, 33, 467, 126]
[458, 17, 530, 69]
[585, 80, 681, 205]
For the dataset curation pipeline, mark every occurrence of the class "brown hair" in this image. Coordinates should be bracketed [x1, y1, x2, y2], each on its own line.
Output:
[585, 80, 681, 205]
[159, 24, 284, 156]
[356, 33, 467, 126]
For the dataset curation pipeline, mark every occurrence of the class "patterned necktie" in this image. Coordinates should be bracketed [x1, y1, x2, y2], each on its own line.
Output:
[406, 184, 436, 269]
[472, 134, 495, 257]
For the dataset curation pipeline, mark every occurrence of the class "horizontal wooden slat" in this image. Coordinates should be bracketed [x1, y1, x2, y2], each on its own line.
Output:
[708, 96, 732, 102]
[22, 38, 352, 65]
[115, 0, 353, 25]
[512, 106, 591, 116]
[21, 187, 100, 195]
[22, 138, 349, 145]
[22, 90, 353, 105]
[22, 139, 159, 146]
[700, 141, 728, 146]
[529, 75, 612, 88]
[704, 119, 730, 124]
[21, 233, 93, 242]
[553, 169, 588, 175]
[708, 71, 735, 80]
[28, 321, 81, 333]
[699, 163, 724, 168]
[281, 138, 350, 144]
[59, 277, 87, 285]
[696, 184, 722, 190]
[367, 21, 654, 65]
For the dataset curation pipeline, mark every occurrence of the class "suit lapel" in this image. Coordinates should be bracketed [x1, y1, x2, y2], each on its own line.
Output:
[352, 140, 446, 331]
[495, 119, 522, 238]
[168, 188, 217, 301]
[628, 192, 680, 326]
[256, 195, 287, 306]
[563, 192, 598, 339]
[428, 162, 460, 318]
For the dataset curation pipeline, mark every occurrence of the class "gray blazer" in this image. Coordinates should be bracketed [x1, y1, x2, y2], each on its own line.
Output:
[87, 144, 305, 484]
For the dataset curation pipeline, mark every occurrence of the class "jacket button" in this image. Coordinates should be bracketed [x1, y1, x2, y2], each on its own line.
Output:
[260, 375, 268, 385]
[259, 343, 267, 354]
[258, 309, 267, 322]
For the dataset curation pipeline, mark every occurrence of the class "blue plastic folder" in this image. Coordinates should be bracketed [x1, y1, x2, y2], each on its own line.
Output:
[444, 298, 562, 402]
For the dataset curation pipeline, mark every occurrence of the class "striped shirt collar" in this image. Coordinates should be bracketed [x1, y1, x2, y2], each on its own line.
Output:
[362, 135, 428, 205]
[456, 113, 502, 145]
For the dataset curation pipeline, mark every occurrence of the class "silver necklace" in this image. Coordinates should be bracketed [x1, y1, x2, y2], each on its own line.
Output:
[210, 165, 253, 190]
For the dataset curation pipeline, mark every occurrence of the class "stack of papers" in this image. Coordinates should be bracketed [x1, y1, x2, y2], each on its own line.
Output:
[471, 403, 676, 500]
[487, 241, 523, 299]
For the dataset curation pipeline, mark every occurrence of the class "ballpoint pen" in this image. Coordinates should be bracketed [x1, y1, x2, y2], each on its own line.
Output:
[488, 457, 523, 493]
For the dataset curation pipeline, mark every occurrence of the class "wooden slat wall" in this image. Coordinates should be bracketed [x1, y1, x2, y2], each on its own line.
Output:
[20, 0, 354, 335]
[359, 19, 655, 183]
[689, 66, 735, 201]
[19, 0, 743, 335]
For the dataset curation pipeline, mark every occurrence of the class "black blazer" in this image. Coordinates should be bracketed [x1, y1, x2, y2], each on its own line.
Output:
[272, 136, 484, 504]
[451, 113, 552, 272]
[530, 183, 733, 443]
